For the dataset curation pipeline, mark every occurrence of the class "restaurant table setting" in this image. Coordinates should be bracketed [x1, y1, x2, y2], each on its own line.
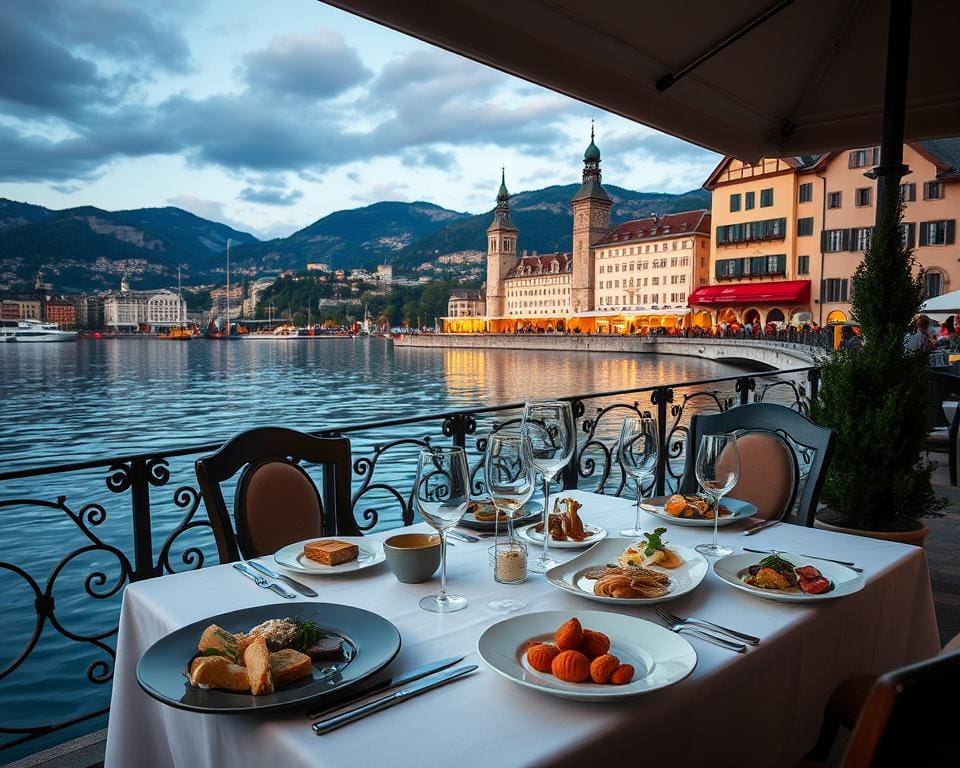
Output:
[105, 485, 939, 768]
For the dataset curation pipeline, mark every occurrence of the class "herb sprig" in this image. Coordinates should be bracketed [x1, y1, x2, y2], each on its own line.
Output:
[287, 616, 331, 651]
[642, 527, 668, 557]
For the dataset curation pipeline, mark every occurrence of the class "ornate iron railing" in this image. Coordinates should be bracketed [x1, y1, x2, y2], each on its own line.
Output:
[0, 366, 817, 755]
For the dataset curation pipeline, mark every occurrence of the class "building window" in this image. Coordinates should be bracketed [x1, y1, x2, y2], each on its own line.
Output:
[715, 217, 786, 245]
[900, 183, 916, 202]
[924, 181, 944, 200]
[827, 192, 842, 209]
[745, 191, 755, 210]
[900, 222, 917, 249]
[798, 183, 813, 203]
[798, 255, 810, 275]
[848, 148, 878, 168]
[797, 217, 814, 237]
[925, 271, 944, 298]
[855, 227, 873, 251]
[760, 188, 774, 207]
[715, 259, 743, 279]
[855, 187, 872, 207]
[730, 193, 741, 212]
[824, 229, 848, 252]
[919, 220, 956, 246]
[822, 278, 850, 302]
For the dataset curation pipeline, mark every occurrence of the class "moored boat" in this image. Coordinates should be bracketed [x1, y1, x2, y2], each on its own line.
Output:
[1, 319, 78, 342]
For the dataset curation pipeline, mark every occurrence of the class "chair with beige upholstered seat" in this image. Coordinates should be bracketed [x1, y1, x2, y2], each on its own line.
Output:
[195, 427, 357, 563]
[678, 403, 835, 526]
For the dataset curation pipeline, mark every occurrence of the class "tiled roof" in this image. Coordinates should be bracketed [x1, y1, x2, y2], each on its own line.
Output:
[449, 289, 484, 300]
[504, 252, 572, 279]
[916, 137, 960, 178]
[595, 209, 710, 246]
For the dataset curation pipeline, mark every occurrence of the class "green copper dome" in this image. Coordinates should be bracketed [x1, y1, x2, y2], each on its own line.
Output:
[584, 123, 600, 162]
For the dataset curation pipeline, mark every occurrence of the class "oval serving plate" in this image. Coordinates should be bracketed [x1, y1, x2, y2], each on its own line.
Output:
[516, 522, 607, 549]
[458, 498, 543, 531]
[713, 552, 865, 603]
[545, 538, 708, 605]
[644, 495, 758, 528]
[477, 610, 696, 702]
[137, 602, 401, 714]
[273, 536, 385, 575]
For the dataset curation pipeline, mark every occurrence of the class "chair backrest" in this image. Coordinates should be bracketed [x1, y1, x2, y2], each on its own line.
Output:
[929, 370, 960, 429]
[842, 647, 960, 767]
[195, 427, 357, 563]
[678, 403, 835, 526]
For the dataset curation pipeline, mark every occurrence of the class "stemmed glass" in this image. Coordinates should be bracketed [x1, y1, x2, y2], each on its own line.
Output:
[521, 400, 575, 573]
[414, 446, 470, 612]
[484, 433, 536, 611]
[694, 433, 740, 557]
[617, 416, 659, 536]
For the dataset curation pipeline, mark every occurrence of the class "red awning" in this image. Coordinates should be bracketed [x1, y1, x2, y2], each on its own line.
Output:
[688, 280, 811, 306]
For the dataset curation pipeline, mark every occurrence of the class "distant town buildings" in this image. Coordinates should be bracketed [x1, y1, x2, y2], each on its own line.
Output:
[306, 262, 330, 272]
[446, 289, 485, 322]
[103, 288, 187, 330]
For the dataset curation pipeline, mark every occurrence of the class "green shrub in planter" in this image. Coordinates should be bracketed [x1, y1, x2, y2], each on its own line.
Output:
[810, 203, 946, 530]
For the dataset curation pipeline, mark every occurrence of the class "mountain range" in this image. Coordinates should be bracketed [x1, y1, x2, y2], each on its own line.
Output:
[0, 183, 711, 292]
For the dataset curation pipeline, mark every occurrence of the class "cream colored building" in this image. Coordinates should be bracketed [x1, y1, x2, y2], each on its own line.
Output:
[104, 289, 187, 330]
[503, 252, 572, 318]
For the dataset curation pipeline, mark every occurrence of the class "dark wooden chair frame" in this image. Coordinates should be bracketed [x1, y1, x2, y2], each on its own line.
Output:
[927, 370, 960, 486]
[195, 427, 358, 563]
[678, 403, 836, 527]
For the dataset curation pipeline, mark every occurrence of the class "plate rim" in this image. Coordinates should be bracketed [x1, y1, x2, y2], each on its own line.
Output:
[545, 537, 709, 605]
[273, 536, 386, 575]
[515, 522, 608, 549]
[644, 496, 758, 527]
[135, 601, 401, 714]
[458, 498, 543, 531]
[712, 551, 866, 602]
[476, 609, 697, 701]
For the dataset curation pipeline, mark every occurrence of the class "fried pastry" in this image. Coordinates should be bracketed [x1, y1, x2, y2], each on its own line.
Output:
[580, 629, 610, 659]
[189, 655, 251, 692]
[243, 636, 274, 695]
[554, 618, 584, 650]
[526, 643, 560, 673]
[589, 654, 620, 684]
[551, 650, 591, 683]
[198, 624, 242, 660]
[610, 664, 635, 685]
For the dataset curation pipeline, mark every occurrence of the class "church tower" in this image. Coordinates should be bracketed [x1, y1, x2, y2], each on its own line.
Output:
[485, 169, 518, 318]
[570, 125, 612, 313]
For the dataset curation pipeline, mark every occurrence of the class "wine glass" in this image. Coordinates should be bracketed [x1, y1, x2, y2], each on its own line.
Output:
[694, 433, 740, 557]
[484, 433, 536, 610]
[521, 400, 575, 573]
[617, 416, 659, 536]
[414, 446, 470, 612]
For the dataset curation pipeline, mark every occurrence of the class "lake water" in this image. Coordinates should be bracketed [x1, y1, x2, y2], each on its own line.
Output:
[0, 338, 761, 759]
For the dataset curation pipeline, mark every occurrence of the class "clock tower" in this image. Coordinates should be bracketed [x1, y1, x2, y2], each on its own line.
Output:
[570, 125, 612, 313]
[486, 169, 518, 319]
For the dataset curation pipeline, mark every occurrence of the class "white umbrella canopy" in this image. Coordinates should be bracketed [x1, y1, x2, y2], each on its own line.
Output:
[323, 0, 960, 161]
[921, 289, 960, 318]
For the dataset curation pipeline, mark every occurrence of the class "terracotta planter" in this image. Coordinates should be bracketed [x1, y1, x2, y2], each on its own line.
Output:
[814, 516, 929, 547]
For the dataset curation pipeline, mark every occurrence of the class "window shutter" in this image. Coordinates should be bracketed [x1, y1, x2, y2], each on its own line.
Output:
[872, 147, 880, 165]
[821, 230, 829, 252]
[848, 151, 856, 168]
[842, 229, 852, 251]
[734, 259, 744, 277]
[777, 255, 786, 273]
[715, 261, 724, 280]
[750, 256, 764, 275]
[947, 220, 956, 245]
[906, 222, 916, 249]
[919, 222, 929, 246]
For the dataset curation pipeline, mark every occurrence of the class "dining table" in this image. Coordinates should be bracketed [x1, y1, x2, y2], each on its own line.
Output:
[104, 490, 939, 768]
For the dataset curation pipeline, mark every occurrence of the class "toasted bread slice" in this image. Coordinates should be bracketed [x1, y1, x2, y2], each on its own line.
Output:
[303, 539, 358, 566]
[198, 624, 242, 660]
[268, 649, 314, 685]
[189, 655, 250, 692]
[243, 636, 274, 695]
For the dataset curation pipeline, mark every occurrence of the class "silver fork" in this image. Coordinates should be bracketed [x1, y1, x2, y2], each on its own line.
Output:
[654, 605, 760, 645]
[657, 620, 747, 653]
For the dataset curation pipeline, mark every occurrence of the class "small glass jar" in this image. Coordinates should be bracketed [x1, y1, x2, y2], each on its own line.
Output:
[491, 540, 527, 584]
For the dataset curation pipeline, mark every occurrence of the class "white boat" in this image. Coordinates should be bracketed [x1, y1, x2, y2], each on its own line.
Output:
[1, 319, 78, 342]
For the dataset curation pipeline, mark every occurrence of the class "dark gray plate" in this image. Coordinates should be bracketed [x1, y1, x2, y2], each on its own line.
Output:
[137, 602, 401, 714]
[458, 499, 544, 531]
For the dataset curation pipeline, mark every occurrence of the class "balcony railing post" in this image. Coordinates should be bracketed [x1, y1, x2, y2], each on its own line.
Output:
[442, 412, 476, 449]
[651, 387, 673, 496]
[561, 398, 584, 490]
[128, 458, 162, 581]
[808, 368, 821, 403]
[735, 376, 754, 406]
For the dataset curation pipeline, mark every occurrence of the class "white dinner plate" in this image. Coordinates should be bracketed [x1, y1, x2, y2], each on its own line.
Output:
[545, 538, 708, 605]
[273, 537, 385, 575]
[477, 610, 697, 702]
[645, 495, 758, 527]
[516, 522, 607, 549]
[713, 551, 865, 602]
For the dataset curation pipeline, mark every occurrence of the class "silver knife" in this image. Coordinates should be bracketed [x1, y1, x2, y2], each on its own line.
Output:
[247, 559, 318, 597]
[448, 530, 480, 543]
[742, 520, 781, 536]
[743, 547, 863, 572]
[232, 562, 296, 599]
[305, 655, 466, 718]
[312, 665, 478, 735]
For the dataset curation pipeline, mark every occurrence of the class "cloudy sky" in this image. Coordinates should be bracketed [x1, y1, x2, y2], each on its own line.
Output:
[0, 0, 721, 240]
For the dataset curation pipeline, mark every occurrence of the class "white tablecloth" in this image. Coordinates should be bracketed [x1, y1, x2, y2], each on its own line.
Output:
[105, 491, 939, 768]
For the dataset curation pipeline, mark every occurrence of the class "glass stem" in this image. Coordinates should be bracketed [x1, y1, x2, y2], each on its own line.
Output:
[635, 476, 643, 531]
[439, 531, 448, 597]
[712, 493, 721, 548]
[541, 475, 551, 562]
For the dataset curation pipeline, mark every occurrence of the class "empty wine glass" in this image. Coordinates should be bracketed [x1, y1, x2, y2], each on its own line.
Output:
[617, 416, 659, 536]
[484, 433, 536, 610]
[521, 400, 575, 573]
[694, 433, 740, 557]
[414, 446, 470, 612]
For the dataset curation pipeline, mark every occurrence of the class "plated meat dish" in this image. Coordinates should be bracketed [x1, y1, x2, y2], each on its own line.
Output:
[663, 494, 730, 520]
[742, 553, 833, 595]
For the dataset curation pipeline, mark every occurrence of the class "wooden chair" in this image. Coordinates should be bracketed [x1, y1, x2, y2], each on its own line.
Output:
[926, 370, 960, 486]
[195, 427, 357, 563]
[678, 403, 835, 526]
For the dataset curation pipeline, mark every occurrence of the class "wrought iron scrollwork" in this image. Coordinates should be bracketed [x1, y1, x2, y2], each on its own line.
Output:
[351, 437, 433, 529]
[158, 485, 212, 574]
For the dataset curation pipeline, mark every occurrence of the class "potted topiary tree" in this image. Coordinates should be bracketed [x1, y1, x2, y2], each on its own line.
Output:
[810, 202, 946, 544]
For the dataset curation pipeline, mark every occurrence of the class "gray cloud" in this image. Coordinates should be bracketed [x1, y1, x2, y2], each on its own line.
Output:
[351, 181, 410, 204]
[238, 186, 304, 206]
[241, 28, 371, 99]
[400, 148, 459, 171]
[602, 130, 717, 164]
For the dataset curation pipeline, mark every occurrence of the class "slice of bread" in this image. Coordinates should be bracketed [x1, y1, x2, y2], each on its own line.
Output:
[189, 655, 250, 692]
[243, 636, 274, 695]
[198, 624, 241, 660]
[303, 539, 359, 566]
[268, 649, 314, 685]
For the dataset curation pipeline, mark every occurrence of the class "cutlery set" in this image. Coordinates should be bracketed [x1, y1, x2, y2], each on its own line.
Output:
[651, 605, 755, 653]
[742, 519, 781, 536]
[232, 561, 316, 598]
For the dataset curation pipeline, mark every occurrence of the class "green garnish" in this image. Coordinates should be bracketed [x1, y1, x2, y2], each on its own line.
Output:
[211, 628, 239, 662]
[199, 647, 237, 662]
[759, 554, 796, 572]
[642, 527, 669, 557]
[287, 616, 331, 651]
